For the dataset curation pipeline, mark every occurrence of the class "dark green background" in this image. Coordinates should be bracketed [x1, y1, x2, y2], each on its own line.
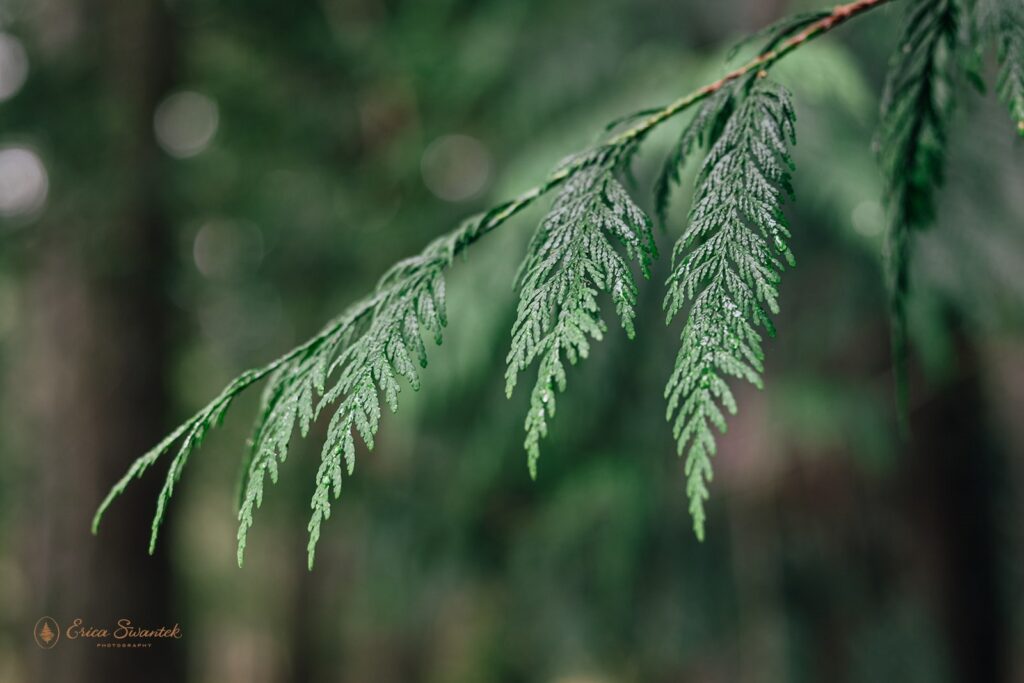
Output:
[1, 0, 1022, 681]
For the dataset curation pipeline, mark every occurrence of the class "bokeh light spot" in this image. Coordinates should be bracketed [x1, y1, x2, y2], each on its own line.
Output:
[851, 199, 884, 237]
[193, 219, 264, 280]
[0, 146, 48, 217]
[420, 134, 492, 202]
[154, 90, 219, 158]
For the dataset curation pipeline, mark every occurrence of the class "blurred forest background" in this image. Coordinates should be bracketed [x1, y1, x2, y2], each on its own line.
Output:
[1, 0, 1023, 681]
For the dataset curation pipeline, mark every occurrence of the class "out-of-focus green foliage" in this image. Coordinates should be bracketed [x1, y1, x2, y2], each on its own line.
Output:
[877, 0, 963, 421]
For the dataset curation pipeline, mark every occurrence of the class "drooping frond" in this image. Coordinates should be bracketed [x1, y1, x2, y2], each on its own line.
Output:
[663, 78, 797, 540]
[505, 147, 656, 477]
[878, 0, 960, 230]
[239, 231, 454, 569]
[876, 0, 961, 419]
[94, 209, 492, 569]
[91, 379, 239, 554]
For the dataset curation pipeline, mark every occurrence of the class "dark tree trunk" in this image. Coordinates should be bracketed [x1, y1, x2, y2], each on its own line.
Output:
[905, 323, 1009, 683]
[19, 0, 182, 681]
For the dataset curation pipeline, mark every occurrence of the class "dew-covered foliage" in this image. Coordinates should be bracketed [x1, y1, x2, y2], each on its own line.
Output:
[662, 78, 797, 539]
[505, 147, 656, 477]
[240, 233, 454, 569]
[97, 220, 473, 569]
[92, 0, 1024, 565]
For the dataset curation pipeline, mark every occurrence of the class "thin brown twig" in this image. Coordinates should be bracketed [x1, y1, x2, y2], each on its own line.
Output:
[469, 0, 892, 245]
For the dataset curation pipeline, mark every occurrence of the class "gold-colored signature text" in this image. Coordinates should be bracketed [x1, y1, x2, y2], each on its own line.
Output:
[35, 616, 183, 649]
[66, 618, 182, 641]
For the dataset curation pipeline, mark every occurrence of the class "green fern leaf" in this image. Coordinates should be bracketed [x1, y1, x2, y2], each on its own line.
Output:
[237, 232, 455, 569]
[663, 78, 797, 540]
[506, 147, 657, 478]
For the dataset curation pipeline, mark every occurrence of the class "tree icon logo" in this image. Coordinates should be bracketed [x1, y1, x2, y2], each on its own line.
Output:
[33, 616, 60, 649]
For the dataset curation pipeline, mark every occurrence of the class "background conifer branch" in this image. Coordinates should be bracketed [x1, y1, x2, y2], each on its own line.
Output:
[877, 0, 963, 428]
